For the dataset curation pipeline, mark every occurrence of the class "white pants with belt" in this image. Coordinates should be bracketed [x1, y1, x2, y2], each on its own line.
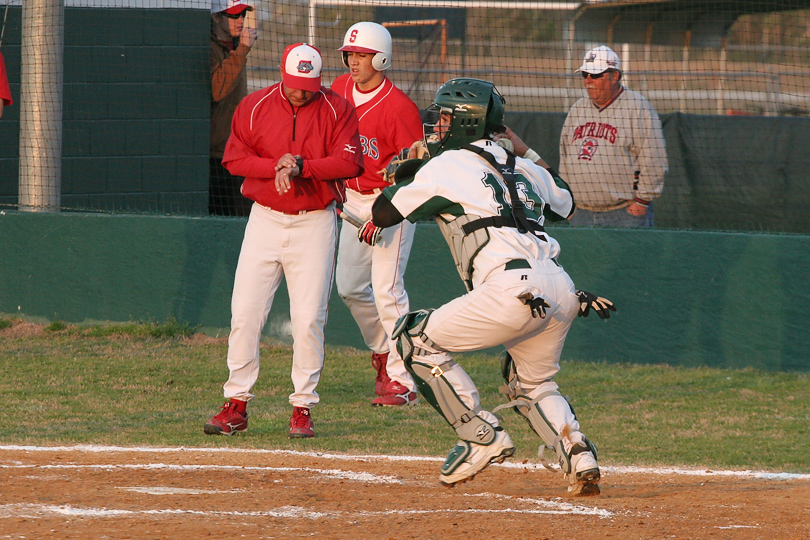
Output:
[223, 202, 338, 409]
[408, 258, 581, 430]
[335, 189, 416, 391]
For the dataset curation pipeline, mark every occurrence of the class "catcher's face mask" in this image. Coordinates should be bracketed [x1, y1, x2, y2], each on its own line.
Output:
[423, 106, 452, 157]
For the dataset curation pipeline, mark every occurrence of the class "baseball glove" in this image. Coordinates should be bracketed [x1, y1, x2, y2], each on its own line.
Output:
[378, 147, 412, 184]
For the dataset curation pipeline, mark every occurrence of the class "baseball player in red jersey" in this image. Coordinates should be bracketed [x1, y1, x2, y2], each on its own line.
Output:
[204, 43, 363, 438]
[331, 22, 423, 406]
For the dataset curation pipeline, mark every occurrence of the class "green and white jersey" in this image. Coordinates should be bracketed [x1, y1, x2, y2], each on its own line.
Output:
[384, 140, 574, 289]
[560, 87, 668, 211]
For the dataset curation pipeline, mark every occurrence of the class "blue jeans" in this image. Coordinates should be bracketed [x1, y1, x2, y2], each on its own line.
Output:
[569, 202, 654, 228]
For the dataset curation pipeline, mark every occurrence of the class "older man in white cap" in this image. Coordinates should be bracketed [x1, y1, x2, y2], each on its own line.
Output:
[210, 0, 258, 215]
[204, 43, 363, 439]
[558, 45, 668, 227]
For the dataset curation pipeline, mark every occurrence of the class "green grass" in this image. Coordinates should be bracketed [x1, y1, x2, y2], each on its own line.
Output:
[1, 320, 808, 473]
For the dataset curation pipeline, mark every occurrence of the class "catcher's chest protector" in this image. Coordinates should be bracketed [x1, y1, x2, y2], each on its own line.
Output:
[436, 214, 491, 292]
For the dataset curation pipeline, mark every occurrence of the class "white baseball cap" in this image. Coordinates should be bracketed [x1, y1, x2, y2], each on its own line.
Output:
[282, 43, 323, 92]
[211, 0, 253, 15]
[576, 46, 621, 74]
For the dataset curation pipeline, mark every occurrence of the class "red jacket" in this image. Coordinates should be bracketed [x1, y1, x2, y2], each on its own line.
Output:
[331, 74, 423, 193]
[223, 83, 363, 212]
[0, 51, 12, 107]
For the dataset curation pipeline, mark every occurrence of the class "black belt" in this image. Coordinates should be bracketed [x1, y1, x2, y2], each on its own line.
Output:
[504, 258, 559, 271]
[505, 259, 531, 271]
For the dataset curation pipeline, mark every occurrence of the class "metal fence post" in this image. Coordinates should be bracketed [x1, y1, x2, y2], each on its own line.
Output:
[18, 0, 64, 213]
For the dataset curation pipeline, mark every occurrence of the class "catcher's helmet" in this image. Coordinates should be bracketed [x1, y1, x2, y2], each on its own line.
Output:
[424, 77, 505, 157]
[339, 21, 392, 71]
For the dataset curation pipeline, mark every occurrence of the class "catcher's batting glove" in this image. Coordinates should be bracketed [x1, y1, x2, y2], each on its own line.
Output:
[518, 292, 550, 319]
[575, 290, 617, 319]
[358, 219, 383, 246]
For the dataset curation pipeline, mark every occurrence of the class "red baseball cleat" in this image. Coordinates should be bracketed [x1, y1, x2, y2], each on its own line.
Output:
[371, 351, 391, 396]
[289, 406, 314, 438]
[204, 400, 248, 436]
[372, 380, 418, 407]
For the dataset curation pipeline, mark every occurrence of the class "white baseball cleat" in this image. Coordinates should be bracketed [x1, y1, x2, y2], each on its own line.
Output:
[565, 446, 600, 496]
[439, 429, 515, 486]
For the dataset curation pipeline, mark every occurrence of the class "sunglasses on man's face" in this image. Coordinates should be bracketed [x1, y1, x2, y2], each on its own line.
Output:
[223, 11, 247, 19]
[581, 71, 608, 79]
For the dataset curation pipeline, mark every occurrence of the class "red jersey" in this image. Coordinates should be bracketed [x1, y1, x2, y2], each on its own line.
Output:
[331, 74, 422, 193]
[223, 83, 363, 213]
[0, 51, 12, 106]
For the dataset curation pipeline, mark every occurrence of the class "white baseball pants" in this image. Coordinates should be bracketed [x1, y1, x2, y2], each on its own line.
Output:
[409, 258, 580, 417]
[223, 203, 338, 409]
[335, 189, 416, 391]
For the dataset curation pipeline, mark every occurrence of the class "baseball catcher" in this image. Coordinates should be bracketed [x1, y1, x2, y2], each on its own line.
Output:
[369, 78, 616, 496]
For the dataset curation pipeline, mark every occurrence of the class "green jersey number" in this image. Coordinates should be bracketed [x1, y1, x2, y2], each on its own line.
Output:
[480, 172, 546, 225]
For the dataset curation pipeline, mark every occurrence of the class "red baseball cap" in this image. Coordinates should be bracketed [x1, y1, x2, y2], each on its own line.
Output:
[281, 43, 323, 93]
[211, 0, 253, 15]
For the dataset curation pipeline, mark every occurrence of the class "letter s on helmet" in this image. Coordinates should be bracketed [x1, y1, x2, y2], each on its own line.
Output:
[424, 77, 506, 158]
[339, 21, 392, 71]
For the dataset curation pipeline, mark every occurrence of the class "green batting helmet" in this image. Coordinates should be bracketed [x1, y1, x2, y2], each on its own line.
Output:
[424, 78, 505, 157]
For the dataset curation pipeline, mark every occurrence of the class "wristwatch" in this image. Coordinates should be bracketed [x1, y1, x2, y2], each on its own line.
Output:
[295, 156, 304, 175]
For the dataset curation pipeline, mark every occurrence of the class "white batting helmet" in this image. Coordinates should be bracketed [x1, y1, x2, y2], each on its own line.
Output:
[338, 21, 392, 71]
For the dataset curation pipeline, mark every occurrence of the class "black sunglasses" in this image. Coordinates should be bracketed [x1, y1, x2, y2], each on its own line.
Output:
[581, 72, 607, 79]
[223, 11, 247, 19]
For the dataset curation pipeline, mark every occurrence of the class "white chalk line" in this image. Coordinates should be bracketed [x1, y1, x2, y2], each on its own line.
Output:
[0, 463, 401, 484]
[603, 465, 809, 481]
[119, 487, 244, 495]
[0, 491, 612, 521]
[1, 444, 808, 481]
[0, 503, 330, 520]
[0, 502, 610, 520]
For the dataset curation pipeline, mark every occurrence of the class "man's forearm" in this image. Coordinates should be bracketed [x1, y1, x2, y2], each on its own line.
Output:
[371, 194, 404, 228]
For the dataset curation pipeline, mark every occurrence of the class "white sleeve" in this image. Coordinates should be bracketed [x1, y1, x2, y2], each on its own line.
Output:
[517, 158, 574, 219]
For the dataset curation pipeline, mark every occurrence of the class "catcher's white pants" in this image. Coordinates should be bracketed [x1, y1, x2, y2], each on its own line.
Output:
[409, 258, 580, 420]
[336, 189, 416, 391]
[223, 203, 338, 409]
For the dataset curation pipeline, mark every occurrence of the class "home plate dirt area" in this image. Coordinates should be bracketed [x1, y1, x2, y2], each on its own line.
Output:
[0, 445, 808, 540]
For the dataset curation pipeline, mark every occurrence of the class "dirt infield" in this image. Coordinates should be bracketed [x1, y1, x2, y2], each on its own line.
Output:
[1, 445, 808, 539]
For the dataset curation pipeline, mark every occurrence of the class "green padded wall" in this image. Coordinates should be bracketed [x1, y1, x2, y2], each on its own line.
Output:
[1, 212, 808, 372]
[504, 112, 810, 233]
[0, 6, 209, 214]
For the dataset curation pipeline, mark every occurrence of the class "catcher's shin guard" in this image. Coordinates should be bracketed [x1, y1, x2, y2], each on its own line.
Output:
[494, 353, 598, 475]
[407, 359, 497, 446]
[394, 310, 496, 446]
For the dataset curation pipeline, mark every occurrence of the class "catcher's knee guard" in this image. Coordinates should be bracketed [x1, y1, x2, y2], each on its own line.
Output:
[407, 359, 497, 446]
[392, 309, 436, 364]
[495, 352, 597, 474]
[394, 309, 497, 446]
